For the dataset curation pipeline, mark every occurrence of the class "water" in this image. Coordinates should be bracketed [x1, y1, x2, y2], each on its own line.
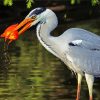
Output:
[0, 18, 100, 100]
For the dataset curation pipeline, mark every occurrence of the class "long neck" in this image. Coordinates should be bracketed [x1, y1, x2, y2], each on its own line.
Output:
[36, 13, 59, 57]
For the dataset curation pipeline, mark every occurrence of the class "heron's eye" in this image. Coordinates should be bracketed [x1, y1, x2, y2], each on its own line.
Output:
[31, 16, 36, 19]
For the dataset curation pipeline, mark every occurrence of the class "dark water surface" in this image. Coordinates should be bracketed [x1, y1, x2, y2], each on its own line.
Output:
[0, 19, 100, 100]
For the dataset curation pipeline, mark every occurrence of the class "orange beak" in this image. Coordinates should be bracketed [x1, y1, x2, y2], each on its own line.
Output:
[14, 17, 35, 35]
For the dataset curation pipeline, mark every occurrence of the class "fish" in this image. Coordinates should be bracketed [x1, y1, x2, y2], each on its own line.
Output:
[0, 18, 34, 44]
[0, 24, 19, 44]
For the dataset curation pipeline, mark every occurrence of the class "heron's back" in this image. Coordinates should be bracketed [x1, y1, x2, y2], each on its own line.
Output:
[55, 28, 100, 76]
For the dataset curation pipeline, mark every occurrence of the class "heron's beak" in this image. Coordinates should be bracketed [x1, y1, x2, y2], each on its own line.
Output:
[14, 17, 36, 35]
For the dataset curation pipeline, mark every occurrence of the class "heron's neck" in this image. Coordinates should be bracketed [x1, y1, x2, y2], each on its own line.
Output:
[36, 23, 54, 43]
[36, 15, 58, 57]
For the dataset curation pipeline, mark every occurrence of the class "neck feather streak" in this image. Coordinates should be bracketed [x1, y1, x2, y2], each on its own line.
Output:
[36, 23, 59, 57]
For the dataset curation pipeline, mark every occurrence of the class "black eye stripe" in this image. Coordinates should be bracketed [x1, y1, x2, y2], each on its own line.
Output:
[34, 8, 46, 15]
[29, 7, 46, 17]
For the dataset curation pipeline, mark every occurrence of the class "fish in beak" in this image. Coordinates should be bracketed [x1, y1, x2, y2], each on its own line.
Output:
[0, 16, 36, 44]
[14, 17, 35, 35]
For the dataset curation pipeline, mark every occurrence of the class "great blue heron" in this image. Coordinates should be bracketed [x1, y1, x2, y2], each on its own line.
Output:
[14, 7, 100, 100]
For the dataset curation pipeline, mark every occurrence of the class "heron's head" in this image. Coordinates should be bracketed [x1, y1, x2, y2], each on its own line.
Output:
[15, 7, 57, 34]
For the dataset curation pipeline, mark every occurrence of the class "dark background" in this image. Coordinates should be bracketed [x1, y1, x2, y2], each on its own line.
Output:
[0, 0, 100, 33]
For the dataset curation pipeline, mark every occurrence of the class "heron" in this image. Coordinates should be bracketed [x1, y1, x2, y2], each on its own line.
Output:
[13, 7, 100, 100]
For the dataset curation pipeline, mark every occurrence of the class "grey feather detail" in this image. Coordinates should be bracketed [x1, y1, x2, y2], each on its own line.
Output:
[67, 44, 100, 76]
[69, 39, 100, 51]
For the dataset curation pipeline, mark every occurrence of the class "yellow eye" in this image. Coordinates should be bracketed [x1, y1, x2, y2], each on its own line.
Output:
[31, 16, 36, 19]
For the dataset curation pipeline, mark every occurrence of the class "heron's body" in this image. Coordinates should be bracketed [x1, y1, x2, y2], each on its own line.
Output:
[16, 7, 100, 100]
[59, 28, 100, 76]
[34, 9, 100, 100]
[36, 12, 100, 76]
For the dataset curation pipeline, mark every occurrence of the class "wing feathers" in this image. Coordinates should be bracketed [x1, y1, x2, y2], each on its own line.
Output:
[67, 39, 100, 76]
[69, 39, 100, 51]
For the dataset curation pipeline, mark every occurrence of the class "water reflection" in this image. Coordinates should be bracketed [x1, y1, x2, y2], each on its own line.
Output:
[0, 19, 100, 100]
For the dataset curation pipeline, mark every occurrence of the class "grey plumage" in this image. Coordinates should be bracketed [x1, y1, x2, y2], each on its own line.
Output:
[25, 7, 100, 99]
[60, 28, 100, 76]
